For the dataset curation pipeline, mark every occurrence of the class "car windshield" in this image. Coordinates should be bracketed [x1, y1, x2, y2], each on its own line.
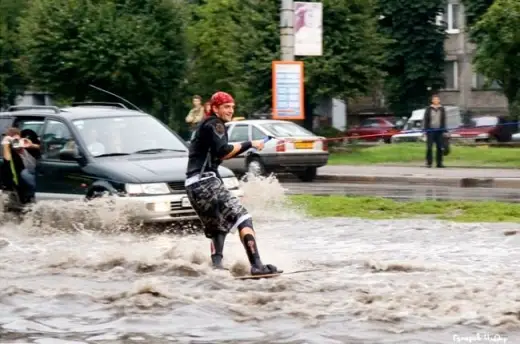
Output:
[469, 116, 498, 128]
[72, 115, 188, 157]
[260, 122, 315, 137]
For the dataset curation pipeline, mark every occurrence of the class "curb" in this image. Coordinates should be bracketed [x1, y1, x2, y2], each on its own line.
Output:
[315, 174, 520, 188]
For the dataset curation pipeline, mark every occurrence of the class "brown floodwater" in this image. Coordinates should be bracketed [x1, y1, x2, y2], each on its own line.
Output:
[0, 175, 517, 344]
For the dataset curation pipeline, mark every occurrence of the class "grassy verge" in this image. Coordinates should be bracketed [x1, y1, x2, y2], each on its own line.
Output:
[289, 195, 520, 222]
[328, 143, 520, 167]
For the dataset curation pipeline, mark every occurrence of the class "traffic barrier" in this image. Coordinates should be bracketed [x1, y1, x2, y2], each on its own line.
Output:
[315, 120, 520, 144]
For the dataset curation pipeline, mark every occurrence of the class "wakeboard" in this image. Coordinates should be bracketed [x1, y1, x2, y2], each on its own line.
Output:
[234, 268, 321, 281]
[234, 272, 283, 280]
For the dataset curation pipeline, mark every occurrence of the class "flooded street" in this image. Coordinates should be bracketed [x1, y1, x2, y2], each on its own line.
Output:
[0, 176, 518, 343]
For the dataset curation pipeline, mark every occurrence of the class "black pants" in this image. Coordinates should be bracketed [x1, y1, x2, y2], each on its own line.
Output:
[426, 131, 444, 166]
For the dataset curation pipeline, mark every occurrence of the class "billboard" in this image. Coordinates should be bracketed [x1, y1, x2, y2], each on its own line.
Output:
[272, 61, 305, 120]
[294, 1, 323, 56]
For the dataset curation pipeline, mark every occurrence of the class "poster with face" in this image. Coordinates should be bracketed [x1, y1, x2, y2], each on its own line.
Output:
[294, 2, 323, 56]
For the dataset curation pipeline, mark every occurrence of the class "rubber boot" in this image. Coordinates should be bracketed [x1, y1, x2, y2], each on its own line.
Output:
[251, 264, 282, 275]
[240, 230, 282, 275]
[210, 232, 226, 270]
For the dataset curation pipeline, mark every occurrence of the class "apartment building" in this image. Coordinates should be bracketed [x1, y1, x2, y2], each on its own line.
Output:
[439, 0, 508, 115]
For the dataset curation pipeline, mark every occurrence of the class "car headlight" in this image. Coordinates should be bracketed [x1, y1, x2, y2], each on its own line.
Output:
[222, 177, 240, 190]
[125, 183, 170, 195]
[146, 201, 170, 212]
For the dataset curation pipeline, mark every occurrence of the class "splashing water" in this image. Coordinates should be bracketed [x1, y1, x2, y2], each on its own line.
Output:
[0, 172, 303, 235]
[239, 172, 304, 222]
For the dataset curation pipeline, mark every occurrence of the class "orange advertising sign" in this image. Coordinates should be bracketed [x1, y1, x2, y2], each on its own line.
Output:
[272, 61, 305, 120]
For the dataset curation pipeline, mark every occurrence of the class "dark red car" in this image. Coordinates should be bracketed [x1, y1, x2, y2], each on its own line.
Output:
[345, 117, 403, 143]
[450, 115, 514, 142]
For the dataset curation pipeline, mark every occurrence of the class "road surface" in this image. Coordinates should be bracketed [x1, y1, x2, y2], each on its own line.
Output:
[318, 165, 520, 179]
[280, 181, 520, 202]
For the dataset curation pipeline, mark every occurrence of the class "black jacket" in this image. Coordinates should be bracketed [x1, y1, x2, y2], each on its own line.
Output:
[423, 105, 447, 133]
[186, 114, 252, 178]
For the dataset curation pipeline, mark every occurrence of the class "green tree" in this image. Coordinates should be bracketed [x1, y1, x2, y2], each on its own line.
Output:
[235, 0, 280, 114]
[471, 0, 520, 121]
[303, 0, 387, 104]
[0, 0, 29, 109]
[18, 0, 189, 125]
[187, 0, 387, 120]
[462, 0, 495, 28]
[378, 0, 447, 116]
[185, 0, 248, 112]
[238, 0, 387, 118]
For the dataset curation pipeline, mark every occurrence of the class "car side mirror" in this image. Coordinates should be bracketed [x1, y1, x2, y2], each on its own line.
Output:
[59, 148, 81, 162]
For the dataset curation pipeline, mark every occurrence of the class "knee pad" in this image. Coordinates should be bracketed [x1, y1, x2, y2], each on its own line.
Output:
[237, 218, 253, 231]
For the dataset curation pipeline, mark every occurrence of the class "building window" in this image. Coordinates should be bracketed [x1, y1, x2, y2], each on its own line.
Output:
[443, 61, 458, 90]
[437, 3, 460, 34]
[472, 73, 501, 90]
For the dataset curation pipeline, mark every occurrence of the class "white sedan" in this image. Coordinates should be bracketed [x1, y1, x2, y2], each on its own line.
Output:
[222, 119, 329, 182]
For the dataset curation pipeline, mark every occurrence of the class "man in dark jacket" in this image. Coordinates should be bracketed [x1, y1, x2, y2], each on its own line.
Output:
[423, 94, 447, 168]
[185, 91, 281, 276]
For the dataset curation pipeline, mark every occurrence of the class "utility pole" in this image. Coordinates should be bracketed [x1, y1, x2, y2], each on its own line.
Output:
[280, 0, 294, 61]
[459, 4, 470, 124]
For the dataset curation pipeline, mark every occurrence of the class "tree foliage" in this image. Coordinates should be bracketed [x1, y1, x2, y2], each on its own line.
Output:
[18, 0, 189, 124]
[185, 0, 249, 113]
[461, 0, 495, 28]
[185, 0, 281, 115]
[471, 0, 520, 119]
[378, 0, 447, 116]
[461, 0, 495, 42]
[0, 0, 29, 109]
[235, 0, 280, 114]
[303, 0, 387, 103]
[0, 0, 472, 129]
[187, 0, 388, 117]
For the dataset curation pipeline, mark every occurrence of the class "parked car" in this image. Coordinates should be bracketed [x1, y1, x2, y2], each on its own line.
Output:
[345, 117, 402, 144]
[222, 119, 329, 182]
[0, 103, 243, 223]
[450, 115, 514, 143]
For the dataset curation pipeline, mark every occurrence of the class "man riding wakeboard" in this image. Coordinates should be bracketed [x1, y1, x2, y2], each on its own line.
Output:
[184, 91, 281, 276]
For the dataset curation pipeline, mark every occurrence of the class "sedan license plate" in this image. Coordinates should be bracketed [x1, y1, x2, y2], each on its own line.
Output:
[181, 197, 191, 208]
[294, 141, 314, 149]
